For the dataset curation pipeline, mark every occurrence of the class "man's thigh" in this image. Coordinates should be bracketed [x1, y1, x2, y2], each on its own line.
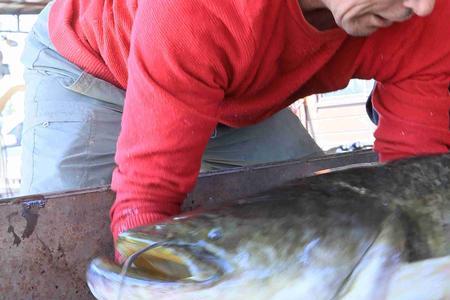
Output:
[201, 108, 323, 171]
[20, 70, 122, 194]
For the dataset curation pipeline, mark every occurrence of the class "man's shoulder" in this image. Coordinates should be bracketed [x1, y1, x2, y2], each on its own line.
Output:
[138, 0, 282, 28]
[136, 0, 265, 52]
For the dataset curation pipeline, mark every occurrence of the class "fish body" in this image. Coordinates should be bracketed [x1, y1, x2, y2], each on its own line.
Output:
[87, 154, 450, 300]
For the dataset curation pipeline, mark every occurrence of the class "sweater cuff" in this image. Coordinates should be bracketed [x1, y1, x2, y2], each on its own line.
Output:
[112, 212, 169, 242]
[112, 212, 169, 263]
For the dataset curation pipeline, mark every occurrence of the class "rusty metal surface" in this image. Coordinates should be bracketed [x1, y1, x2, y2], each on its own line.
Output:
[0, 187, 115, 299]
[185, 150, 378, 210]
[0, 151, 377, 299]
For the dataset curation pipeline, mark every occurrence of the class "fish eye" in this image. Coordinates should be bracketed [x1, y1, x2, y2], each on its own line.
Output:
[207, 228, 223, 240]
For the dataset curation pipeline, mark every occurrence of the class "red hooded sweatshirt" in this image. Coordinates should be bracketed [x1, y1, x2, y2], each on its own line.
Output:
[49, 0, 450, 239]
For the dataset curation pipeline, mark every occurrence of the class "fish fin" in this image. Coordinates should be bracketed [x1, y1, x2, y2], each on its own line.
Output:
[337, 216, 405, 300]
[386, 255, 450, 300]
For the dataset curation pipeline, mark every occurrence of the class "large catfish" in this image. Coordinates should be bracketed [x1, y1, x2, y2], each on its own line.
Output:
[87, 154, 450, 300]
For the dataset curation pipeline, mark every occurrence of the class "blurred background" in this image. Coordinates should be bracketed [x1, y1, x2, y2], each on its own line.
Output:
[0, 1, 44, 196]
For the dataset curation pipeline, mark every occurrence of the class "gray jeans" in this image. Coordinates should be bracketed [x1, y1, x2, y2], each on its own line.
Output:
[20, 2, 323, 194]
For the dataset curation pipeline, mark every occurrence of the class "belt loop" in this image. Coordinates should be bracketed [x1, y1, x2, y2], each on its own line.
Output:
[210, 127, 218, 139]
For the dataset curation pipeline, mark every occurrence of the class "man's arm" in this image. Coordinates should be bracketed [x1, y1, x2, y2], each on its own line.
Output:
[358, 1, 450, 162]
[109, 1, 253, 240]
[372, 78, 450, 162]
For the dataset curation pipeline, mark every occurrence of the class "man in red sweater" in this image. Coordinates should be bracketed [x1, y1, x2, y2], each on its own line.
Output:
[21, 0, 448, 245]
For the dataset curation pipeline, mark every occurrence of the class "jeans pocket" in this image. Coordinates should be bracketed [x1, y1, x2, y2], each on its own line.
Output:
[20, 108, 95, 194]
[21, 70, 123, 193]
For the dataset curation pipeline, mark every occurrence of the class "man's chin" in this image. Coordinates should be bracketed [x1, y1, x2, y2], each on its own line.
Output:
[342, 25, 379, 37]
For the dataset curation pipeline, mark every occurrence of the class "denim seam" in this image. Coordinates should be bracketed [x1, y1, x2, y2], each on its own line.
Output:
[82, 112, 95, 187]
[27, 78, 46, 193]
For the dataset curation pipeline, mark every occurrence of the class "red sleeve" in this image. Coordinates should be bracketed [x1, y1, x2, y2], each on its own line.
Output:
[355, 1, 450, 162]
[372, 77, 450, 162]
[109, 2, 247, 240]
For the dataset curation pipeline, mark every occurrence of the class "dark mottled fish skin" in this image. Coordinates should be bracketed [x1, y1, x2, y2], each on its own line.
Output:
[279, 153, 450, 260]
[87, 153, 450, 300]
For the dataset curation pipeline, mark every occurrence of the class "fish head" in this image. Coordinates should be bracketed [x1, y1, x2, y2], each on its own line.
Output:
[117, 210, 237, 283]
[87, 207, 263, 300]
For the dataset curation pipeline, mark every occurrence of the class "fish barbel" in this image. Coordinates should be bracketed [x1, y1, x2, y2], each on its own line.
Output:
[87, 154, 450, 300]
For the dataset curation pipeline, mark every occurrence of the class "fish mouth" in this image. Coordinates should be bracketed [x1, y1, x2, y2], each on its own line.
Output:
[115, 237, 229, 285]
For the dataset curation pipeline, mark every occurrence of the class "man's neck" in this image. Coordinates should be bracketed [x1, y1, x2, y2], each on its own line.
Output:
[298, 0, 337, 32]
[298, 0, 326, 11]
